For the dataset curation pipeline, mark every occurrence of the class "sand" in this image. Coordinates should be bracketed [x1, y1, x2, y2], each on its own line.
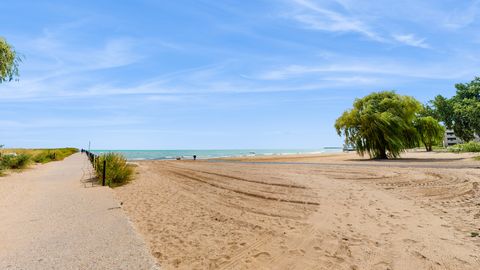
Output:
[0, 153, 159, 270]
[113, 151, 480, 269]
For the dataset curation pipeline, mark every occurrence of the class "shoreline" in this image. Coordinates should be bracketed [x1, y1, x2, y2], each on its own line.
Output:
[91, 148, 344, 161]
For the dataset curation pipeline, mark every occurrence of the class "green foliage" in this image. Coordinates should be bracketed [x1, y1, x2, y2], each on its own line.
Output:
[414, 116, 445, 151]
[0, 148, 77, 175]
[0, 154, 32, 170]
[335, 91, 421, 159]
[474, 156, 480, 161]
[0, 37, 22, 83]
[94, 153, 133, 187]
[430, 77, 480, 142]
[33, 148, 78, 163]
[448, 142, 480, 153]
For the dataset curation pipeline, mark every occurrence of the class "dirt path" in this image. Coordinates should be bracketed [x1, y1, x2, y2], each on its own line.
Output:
[0, 153, 159, 270]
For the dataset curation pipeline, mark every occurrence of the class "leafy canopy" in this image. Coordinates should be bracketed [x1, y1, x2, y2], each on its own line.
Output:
[0, 37, 21, 83]
[430, 77, 480, 142]
[335, 91, 421, 159]
[414, 116, 445, 152]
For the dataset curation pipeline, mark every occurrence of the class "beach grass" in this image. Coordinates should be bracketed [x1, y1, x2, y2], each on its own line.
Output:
[448, 142, 480, 153]
[94, 152, 133, 187]
[0, 148, 78, 175]
[31, 148, 78, 163]
[1, 153, 32, 170]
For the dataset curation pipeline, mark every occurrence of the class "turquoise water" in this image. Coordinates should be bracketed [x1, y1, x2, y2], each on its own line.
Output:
[90, 148, 342, 160]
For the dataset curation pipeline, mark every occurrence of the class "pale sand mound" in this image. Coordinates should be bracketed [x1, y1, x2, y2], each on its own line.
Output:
[114, 151, 480, 269]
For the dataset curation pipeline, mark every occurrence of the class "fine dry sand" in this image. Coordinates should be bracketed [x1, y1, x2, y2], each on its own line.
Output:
[114, 151, 480, 269]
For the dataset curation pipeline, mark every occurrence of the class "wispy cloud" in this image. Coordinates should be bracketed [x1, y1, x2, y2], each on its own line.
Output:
[443, 0, 480, 29]
[287, 0, 383, 41]
[284, 0, 438, 48]
[392, 34, 430, 49]
[254, 57, 479, 81]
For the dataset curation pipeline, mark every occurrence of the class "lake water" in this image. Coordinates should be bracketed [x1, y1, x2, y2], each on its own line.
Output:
[90, 148, 342, 160]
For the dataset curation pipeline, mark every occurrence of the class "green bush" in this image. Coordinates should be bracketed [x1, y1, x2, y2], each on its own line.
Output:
[94, 153, 133, 187]
[0, 154, 32, 169]
[448, 142, 480, 153]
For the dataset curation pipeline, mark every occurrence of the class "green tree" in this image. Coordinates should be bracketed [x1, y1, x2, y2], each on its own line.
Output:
[414, 116, 445, 151]
[430, 77, 480, 142]
[0, 37, 21, 83]
[335, 91, 421, 159]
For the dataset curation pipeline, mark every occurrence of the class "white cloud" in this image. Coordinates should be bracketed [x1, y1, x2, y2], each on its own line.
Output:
[392, 34, 430, 49]
[287, 0, 384, 41]
[443, 0, 480, 29]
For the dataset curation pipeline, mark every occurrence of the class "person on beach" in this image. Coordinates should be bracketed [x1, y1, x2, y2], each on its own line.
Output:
[193, 155, 197, 160]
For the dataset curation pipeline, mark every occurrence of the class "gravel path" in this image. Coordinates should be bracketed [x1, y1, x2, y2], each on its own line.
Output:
[0, 153, 159, 270]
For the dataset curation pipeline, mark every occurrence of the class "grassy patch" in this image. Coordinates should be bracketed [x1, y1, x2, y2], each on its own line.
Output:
[1, 154, 32, 169]
[94, 152, 133, 187]
[474, 156, 480, 161]
[0, 148, 78, 175]
[32, 148, 78, 163]
[448, 142, 480, 153]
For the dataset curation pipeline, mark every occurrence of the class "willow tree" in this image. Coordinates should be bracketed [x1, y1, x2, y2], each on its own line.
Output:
[414, 116, 445, 151]
[0, 37, 21, 83]
[335, 91, 421, 159]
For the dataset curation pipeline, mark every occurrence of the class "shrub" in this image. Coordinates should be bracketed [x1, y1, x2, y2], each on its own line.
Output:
[0, 154, 32, 169]
[94, 153, 133, 187]
[448, 142, 480, 153]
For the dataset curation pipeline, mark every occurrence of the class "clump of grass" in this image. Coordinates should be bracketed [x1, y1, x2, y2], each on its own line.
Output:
[94, 152, 133, 187]
[474, 156, 480, 161]
[33, 148, 78, 163]
[0, 148, 78, 176]
[470, 232, 479, 237]
[448, 142, 480, 153]
[0, 154, 32, 170]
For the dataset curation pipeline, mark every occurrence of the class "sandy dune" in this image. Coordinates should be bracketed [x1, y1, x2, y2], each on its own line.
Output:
[114, 151, 480, 269]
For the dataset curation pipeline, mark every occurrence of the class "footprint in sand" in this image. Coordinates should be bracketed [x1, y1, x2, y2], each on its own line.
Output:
[253, 251, 271, 262]
[402, 238, 418, 244]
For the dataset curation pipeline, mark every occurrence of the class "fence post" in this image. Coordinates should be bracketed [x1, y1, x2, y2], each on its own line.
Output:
[102, 159, 106, 186]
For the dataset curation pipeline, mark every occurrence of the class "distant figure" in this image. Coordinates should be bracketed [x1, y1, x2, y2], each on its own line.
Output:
[193, 155, 197, 161]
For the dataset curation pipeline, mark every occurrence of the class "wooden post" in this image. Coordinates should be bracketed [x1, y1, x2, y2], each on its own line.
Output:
[102, 159, 106, 186]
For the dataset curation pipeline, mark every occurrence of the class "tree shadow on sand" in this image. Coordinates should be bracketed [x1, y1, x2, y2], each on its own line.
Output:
[346, 157, 466, 163]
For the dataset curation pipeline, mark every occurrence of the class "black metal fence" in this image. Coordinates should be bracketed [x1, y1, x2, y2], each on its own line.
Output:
[81, 149, 106, 186]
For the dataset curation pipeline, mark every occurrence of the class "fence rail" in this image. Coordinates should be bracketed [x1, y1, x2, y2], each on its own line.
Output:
[81, 149, 106, 186]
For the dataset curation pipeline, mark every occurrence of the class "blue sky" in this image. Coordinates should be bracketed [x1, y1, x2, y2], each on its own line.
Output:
[1, 0, 480, 149]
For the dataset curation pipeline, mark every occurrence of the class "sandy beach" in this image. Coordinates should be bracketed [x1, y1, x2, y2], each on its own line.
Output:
[113, 151, 480, 269]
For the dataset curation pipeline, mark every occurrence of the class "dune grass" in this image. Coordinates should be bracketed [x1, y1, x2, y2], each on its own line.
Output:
[448, 142, 480, 153]
[31, 148, 78, 163]
[0, 148, 78, 175]
[94, 152, 134, 187]
[0, 153, 32, 171]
